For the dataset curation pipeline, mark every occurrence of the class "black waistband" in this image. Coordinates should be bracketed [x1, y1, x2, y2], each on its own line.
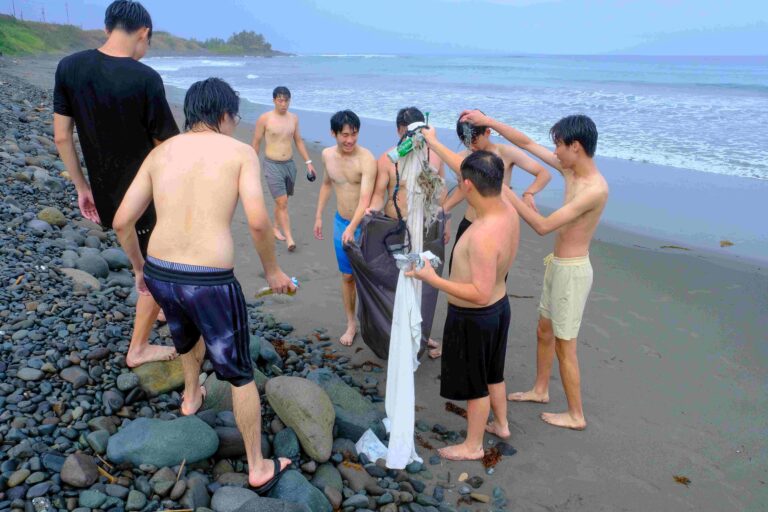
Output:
[144, 259, 236, 286]
[448, 296, 509, 316]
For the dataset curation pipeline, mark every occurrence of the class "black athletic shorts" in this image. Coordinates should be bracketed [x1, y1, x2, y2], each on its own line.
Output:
[440, 296, 511, 401]
[143, 257, 254, 387]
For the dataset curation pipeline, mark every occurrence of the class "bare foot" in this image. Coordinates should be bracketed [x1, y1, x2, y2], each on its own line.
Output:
[541, 411, 586, 431]
[249, 457, 292, 488]
[126, 345, 177, 368]
[485, 421, 511, 439]
[180, 386, 206, 416]
[274, 228, 286, 241]
[286, 240, 296, 252]
[438, 443, 484, 461]
[508, 389, 549, 404]
[340, 324, 357, 346]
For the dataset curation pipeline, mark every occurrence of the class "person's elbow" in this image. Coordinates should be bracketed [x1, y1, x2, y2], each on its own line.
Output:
[532, 218, 554, 236]
[53, 130, 72, 148]
[112, 213, 133, 238]
[248, 215, 271, 238]
[470, 289, 494, 306]
[538, 167, 552, 186]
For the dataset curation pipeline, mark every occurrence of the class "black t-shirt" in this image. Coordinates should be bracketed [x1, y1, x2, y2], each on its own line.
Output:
[54, 49, 179, 229]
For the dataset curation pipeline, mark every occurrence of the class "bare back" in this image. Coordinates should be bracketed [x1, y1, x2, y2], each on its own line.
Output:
[450, 200, 519, 308]
[323, 146, 376, 219]
[553, 169, 608, 258]
[379, 149, 444, 219]
[262, 111, 297, 161]
[146, 133, 253, 268]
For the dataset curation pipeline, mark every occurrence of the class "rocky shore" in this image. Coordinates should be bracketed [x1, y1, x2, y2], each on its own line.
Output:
[0, 68, 511, 512]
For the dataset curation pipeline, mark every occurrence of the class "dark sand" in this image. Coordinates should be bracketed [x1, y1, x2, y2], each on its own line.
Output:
[8, 58, 767, 511]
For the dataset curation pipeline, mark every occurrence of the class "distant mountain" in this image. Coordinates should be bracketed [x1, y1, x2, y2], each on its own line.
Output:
[0, 15, 288, 57]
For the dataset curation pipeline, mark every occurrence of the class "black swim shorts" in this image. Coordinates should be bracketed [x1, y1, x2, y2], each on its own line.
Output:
[143, 257, 254, 387]
[440, 296, 511, 401]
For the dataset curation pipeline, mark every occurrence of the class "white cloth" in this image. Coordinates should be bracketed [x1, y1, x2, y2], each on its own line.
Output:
[384, 144, 431, 469]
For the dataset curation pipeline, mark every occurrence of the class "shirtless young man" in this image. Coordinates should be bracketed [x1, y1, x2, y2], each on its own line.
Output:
[443, 115, 551, 273]
[114, 78, 295, 491]
[368, 106, 447, 357]
[314, 110, 377, 346]
[252, 86, 316, 251]
[461, 110, 609, 431]
[408, 129, 519, 460]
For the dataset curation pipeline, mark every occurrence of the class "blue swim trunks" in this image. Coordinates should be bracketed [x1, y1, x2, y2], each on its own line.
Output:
[333, 211, 361, 275]
[143, 257, 254, 387]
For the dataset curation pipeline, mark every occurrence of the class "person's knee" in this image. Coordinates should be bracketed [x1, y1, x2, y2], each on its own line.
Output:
[274, 196, 288, 209]
[555, 338, 577, 359]
[537, 319, 554, 341]
[341, 273, 355, 284]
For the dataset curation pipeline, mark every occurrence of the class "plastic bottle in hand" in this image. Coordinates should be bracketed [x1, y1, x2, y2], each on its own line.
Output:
[255, 277, 299, 298]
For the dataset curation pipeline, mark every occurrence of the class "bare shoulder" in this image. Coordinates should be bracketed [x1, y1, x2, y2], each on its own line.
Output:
[290, 112, 299, 124]
[257, 111, 271, 124]
[357, 146, 376, 163]
[229, 137, 258, 159]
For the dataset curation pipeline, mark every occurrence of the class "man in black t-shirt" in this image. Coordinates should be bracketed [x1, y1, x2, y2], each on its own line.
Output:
[53, 0, 179, 367]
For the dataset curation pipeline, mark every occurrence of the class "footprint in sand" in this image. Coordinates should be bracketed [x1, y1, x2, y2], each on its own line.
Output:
[640, 344, 661, 358]
[602, 314, 630, 328]
[583, 321, 610, 340]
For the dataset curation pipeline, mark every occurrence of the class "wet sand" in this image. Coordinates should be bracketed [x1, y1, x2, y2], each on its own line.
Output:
[8, 57, 767, 511]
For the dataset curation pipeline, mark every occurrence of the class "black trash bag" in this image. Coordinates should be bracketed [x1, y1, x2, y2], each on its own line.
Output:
[344, 212, 445, 360]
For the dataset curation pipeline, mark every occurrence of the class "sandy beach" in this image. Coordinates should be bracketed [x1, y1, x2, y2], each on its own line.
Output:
[4, 57, 767, 511]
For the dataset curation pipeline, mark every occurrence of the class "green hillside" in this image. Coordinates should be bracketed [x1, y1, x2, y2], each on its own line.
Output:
[0, 15, 284, 56]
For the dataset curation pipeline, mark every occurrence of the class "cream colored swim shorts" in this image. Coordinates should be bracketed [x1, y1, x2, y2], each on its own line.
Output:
[538, 253, 593, 340]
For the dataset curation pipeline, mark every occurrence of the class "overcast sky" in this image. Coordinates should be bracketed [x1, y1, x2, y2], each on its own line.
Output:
[14, 0, 768, 55]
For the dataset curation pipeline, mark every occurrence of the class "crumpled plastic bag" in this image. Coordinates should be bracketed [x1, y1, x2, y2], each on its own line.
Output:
[355, 429, 388, 462]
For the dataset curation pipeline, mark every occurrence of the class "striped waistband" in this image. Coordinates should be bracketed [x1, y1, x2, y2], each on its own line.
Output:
[144, 257, 235, 285]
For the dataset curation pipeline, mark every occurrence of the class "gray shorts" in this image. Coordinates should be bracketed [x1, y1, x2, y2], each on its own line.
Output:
[264, 157, 297, 199]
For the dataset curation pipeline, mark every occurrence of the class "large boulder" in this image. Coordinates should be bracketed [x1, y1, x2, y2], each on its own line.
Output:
[133, 359, 184, 397]
[234, 497, 304, 512]
[307, 369, 386, 441]
[60, 268, 101, 292]
[211, 486, 258, 512]
[267, 470, 332, 512]
[75, 254, 109, 278]
[310, 463, 343, 494]
[37, 207, 67, 227]
[107, 417, 218, 467]
[101, 248, 131, 270]
[265, 377, 334, 463]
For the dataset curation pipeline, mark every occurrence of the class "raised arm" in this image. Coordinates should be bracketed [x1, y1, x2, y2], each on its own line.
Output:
[342, 152, 377, 244]
[421, 126, 464, 177]
[251, 114, 267, 156]
[460, 110, 563, 174]
[53, 114, 101, 224]
[238, 146, 294, 293]
[406, 228, 497, 305]
[368, 154, 392, 213]
[113, 157, 154, 295]
[503, 185, 604, 236]
[293, 117, 316, 178]
[502, 145, 551, 212]
[314, 152, 333, 240]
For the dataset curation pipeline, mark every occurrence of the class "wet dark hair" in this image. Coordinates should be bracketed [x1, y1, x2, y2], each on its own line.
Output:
[396, 107, 425, 129]
[460, 150, 504, 197]
[550, 115, 598, 157]
[456, 113, 489, 147]
[104, 1, 153, 40]
[330, 110, 360, 134]
[273, 86, 291, 99]
[183, 78, 240, 132]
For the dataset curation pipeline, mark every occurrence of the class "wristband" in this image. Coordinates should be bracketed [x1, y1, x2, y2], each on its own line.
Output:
[305, 160, 312, 165]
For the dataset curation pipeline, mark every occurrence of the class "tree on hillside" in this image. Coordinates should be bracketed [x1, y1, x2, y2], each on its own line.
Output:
[227, 30, 272, 52]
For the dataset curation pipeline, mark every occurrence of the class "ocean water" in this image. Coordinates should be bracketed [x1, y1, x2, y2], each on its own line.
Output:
[145, 54, 767, 180]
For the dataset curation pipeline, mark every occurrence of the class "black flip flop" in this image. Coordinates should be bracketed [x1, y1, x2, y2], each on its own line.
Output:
[252, 458, 291, 495]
